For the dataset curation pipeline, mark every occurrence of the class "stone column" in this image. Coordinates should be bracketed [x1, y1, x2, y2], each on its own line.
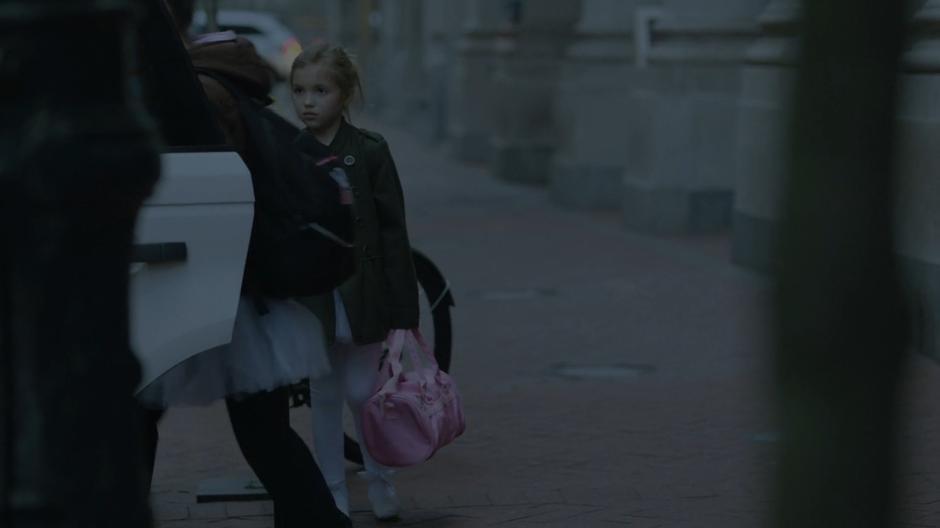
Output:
[897, 0, 940, 358]
[730, 0, 799, 270]
[282, 1, 331, 46]
[319, 0, 359, 46]
[550, 0, 655, 209]
[421, 0, 467, 143]
[622, 0, 764, 234]
[490, 0, 583, 184]
[449, 0, 515, 163]
[369, 0, 426, 121]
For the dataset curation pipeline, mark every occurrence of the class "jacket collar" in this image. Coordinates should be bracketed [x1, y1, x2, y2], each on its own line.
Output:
[294, 119, 353, 157]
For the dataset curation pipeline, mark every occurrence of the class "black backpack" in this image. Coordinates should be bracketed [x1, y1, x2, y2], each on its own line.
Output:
[198, 70, 355, 298]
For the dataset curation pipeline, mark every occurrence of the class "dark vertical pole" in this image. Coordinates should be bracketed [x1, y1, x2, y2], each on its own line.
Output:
[206, 0, 219, 32]
[774, 1, 911, 527]
[0, 1, 159, 526]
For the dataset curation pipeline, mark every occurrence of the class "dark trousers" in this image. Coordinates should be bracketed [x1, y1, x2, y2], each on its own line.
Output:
[142, 388, 350, 528]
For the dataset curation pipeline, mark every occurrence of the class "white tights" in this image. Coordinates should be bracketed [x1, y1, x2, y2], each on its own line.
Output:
[308, 339, 391, 511]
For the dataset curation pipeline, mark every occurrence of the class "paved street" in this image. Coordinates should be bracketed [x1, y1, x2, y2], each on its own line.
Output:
[149, 117, 940, 527]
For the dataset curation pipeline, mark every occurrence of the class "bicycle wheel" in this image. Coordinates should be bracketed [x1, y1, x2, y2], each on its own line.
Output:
[411, 250, 454, 372]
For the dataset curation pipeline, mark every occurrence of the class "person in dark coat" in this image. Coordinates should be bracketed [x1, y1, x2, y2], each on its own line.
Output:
[141, 2, 351, 527]
[288, 43, 420, 521]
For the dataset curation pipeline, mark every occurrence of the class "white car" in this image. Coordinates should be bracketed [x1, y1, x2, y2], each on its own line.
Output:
[130, 152, 253, 390]
[131, 13, 255, 391]
[191, 9, 302, 79]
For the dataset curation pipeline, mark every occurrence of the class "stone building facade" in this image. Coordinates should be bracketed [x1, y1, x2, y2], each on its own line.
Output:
[232, 0, 940, 356]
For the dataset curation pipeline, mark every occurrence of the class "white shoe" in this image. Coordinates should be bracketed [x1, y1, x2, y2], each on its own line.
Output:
[328, 481, 350, 517]
[363, 473, 401, 520]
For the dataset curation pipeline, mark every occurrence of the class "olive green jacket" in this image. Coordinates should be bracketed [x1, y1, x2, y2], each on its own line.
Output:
[294, 120, 419, 345]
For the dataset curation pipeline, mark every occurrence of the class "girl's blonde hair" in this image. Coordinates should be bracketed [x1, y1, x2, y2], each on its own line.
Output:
[290, 43, 363, 111]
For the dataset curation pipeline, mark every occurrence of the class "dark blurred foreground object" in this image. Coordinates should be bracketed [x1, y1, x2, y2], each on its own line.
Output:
[0, 1, 159, 526]
[774, 1, 911, 527]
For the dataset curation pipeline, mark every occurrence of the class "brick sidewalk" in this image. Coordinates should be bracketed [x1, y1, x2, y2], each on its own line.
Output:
[149, 118, 940, 527]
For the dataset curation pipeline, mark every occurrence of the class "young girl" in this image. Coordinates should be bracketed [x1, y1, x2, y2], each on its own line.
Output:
[290, 44, 420, 521]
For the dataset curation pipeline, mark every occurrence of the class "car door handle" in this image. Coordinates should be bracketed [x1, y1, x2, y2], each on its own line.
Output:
[130, 242, 188, 264]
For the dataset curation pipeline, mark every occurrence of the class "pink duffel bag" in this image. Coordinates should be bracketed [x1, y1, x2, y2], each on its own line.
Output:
[360, 329, 465, 467]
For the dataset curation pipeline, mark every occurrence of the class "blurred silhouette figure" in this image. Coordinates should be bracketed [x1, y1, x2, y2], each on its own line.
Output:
[773, 1, 912, 527]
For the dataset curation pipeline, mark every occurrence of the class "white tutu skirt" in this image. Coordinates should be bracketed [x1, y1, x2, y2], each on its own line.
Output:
[137, 296, 331, 408]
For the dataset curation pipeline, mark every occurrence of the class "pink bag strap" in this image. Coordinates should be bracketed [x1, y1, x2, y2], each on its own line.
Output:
[376, 329, 438, 397]
[384, 329, 436, 367]
[401, 329, 438, 370]
[382, 330, 407, 381]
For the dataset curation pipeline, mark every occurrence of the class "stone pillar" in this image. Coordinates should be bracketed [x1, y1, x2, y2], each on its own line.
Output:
[897, 0, 940, 358]
[421, 0, 466, 143]
[310, 0, 382, 118]
[370, 0, 425, 121]
[623, 0, 764, 234]
[449, 0, 515, 163]
[320, 0, 359, 46]
[491, 0, 582, 184]
[283, 1, 331, 46]
[730, 0, 799, 271]
[550, 0, 655, 209]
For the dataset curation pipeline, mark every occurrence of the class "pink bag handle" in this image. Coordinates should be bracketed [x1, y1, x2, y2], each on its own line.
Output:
[382, 330, 407, 381]
[377, 329, 438, 396]
[399, 329, 437, 369]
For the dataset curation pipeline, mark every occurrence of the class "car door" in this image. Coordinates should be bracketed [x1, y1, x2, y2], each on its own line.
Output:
[131, 3, 254, 391]
[131, 151, 253, 391]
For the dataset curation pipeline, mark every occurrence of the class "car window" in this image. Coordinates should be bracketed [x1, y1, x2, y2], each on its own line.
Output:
[133, 0, 227, 150]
